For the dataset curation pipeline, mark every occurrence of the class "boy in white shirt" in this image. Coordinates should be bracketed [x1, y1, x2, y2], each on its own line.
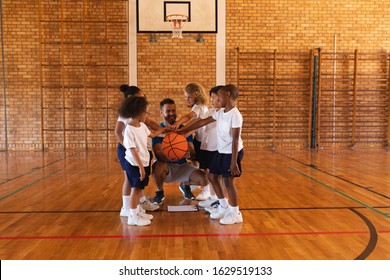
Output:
[178, 84, 244, 225]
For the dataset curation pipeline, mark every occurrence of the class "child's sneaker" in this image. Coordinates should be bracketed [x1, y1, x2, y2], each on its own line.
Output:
[139, 211, 153, 220]
[210, 205, 229, 220]
[220, 211, 243, 225]
[195, 185, 210, 201]
[205, 200, 220, 213]
[198, 197, 217, 208]
[141, 200, 159, 211]
[127, 214, 151, 226]
[138, 205, 153, 220]
[120, 207, 130, 217]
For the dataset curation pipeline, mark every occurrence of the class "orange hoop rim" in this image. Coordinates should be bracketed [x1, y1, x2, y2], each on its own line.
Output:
[165, 14, 189, 22]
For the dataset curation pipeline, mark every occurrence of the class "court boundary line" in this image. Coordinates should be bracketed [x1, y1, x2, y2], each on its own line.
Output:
[0, 229, 382, 241]
[289, 167, 390, 218]
[1, 205, 390, 215]
[277, 151, 390, 200]
[0, 170, 61, 201]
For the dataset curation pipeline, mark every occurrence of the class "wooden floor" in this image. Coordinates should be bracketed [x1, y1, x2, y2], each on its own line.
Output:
[0, 148, 389, 260]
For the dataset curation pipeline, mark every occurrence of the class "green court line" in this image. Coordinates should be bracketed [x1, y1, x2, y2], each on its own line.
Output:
[0, 170, 61, 202]
[289, 167, 390, 219]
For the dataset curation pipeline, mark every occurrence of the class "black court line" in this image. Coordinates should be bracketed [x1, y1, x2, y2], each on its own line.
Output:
[0, 156, 67, 186]
[275, 151, 390, 200]
[0, 170, 62, 202]
[1, 205, 389, 215]
[349, 208, 378, 260]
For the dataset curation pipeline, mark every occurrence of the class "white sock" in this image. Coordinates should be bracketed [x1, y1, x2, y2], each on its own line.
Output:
[129, 208, 138, 217]
[139, 196, 147, 203]
[210, 194, 218, 200]
[122, 195, 130, 209]
[219, 198, 229, 208]
[230, 206, 239, 214]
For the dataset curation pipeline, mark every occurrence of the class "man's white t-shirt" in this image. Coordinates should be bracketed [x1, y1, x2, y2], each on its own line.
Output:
[123, 122, 151, 167]
[212, 107, 244, 154]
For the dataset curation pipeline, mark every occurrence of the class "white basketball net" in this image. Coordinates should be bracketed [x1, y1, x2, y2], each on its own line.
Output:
[166, 14, 188, 39]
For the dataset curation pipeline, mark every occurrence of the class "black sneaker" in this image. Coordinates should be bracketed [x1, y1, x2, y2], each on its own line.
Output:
[179, 184, 195, 200]
[152, 191, 165, 205]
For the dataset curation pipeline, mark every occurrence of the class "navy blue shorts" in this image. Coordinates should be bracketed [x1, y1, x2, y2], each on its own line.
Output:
[118, 144, 153, 172]
[209, 149, 244, 178]
[117, 143, 127, 170]
[199, 149, 218, 170]
[124, 161, 150, 189]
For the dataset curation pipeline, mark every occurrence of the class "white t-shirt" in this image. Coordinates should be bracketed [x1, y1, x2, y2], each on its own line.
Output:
[212, 107, 244, 154]
[117, 116, 130, 128]
[118, 116, 152, 150]
[123, 122, 151, 167]
[191, 104, 209, 142]
[200, 108, 218, 151]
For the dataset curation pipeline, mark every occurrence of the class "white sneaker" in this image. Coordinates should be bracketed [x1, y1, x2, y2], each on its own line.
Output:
[220, 211, 243, 225]
[205, 200, 220, 213]
[139, 211, 153, 220]
[120, 207, 130, 217]
[210, 205, 229, 220]
[127, 214, 151, 226]
[195, 185, 210, 201]
[198, 197, 217, 208]
[138, 205, 153, 220]
[141, 200, 159, 211]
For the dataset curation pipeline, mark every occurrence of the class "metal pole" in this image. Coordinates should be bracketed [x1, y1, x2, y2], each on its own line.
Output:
[0, 0, 8, 150]
[311, 55, 319, 148]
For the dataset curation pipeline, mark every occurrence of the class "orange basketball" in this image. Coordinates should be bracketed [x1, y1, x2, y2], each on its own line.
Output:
[162, 132, 188, 161]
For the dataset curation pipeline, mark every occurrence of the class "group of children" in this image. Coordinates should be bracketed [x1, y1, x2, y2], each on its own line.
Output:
[115, 83, 244, 226]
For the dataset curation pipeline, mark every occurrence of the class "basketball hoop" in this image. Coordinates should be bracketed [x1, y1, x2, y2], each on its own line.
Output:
[166, 14, 188, 39]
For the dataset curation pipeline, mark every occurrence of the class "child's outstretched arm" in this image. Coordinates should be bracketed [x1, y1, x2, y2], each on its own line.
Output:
[145, 117, 162, 130]
[229, 127, 241, 176]
[178, 116, 214, 134]
[149, 126, 167, 138]
[171, 111, 197, 130]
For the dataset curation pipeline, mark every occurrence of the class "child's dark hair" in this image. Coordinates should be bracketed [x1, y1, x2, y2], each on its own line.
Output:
[119, 84, 141, 98]
[221, 84, 239, 100]
[160, 98, 175, 109]
[209, 85, 224, 96]
[118, 96, 148, 119]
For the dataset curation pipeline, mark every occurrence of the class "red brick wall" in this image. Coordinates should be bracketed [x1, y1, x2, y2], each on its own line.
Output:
[0, 0, 389, 150]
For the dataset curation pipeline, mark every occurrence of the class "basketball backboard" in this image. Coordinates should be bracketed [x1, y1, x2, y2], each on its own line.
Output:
[136, 0, 217, 33]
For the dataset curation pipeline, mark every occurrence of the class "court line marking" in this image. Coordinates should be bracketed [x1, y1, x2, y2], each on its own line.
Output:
[349, 208, 377, 260]
[0, 170, 61, 202]
[0, 157, 67, 186]
[1, 205, 390, 214]
[277, 151, 390, 200]
[289, 167, 390, 218]
[2, 230, 388, 241]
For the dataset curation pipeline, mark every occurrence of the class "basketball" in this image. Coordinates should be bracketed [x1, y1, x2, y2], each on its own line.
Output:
[162, 132, 188, 161]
